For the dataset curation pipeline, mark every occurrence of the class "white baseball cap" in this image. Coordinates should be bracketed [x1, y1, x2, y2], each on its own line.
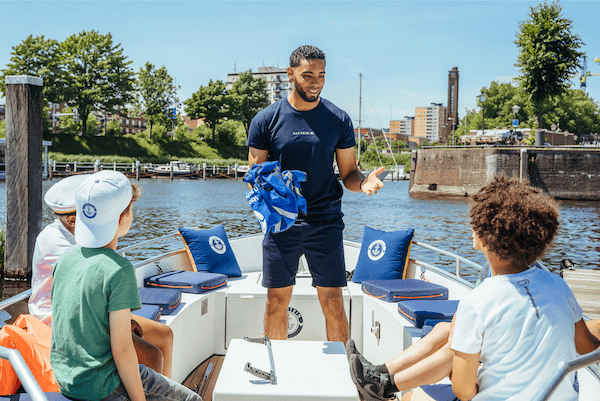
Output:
[74, 171, 133, 248]
[44, 175, 89, 214]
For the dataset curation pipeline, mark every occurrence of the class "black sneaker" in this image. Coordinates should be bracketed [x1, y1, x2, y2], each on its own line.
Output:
[349, 354, 396, 400]
[346, 339, 376, 371]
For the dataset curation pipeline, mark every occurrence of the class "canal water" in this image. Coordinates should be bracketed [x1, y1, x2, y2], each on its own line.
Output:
[1, 179, 599, 284]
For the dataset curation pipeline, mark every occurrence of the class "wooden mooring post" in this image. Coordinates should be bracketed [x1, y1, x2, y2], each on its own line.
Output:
[4, 75, 44, 281]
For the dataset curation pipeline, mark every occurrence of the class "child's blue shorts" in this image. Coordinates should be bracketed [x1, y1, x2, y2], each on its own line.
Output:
[262, 217, 346, 288]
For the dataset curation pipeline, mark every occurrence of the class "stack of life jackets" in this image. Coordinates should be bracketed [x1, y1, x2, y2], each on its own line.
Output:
[243, 161, 307, 234]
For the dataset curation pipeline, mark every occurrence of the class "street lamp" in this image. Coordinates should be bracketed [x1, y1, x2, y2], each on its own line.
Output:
[478, 92, 487, 136]
[511, 104, 520, 117]
[510, 104, 520, 144]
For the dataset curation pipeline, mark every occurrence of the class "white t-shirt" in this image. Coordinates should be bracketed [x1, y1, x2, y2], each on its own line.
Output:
[28, 219, 76, 326]
[451, 267, 582, 401]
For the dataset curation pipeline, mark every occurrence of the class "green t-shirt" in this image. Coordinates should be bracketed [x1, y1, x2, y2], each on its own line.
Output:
[50, 245, 142, 400]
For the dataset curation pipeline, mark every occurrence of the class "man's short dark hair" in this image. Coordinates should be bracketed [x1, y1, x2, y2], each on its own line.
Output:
[469, 176, 559, 269]
[289, 45, 326, 68]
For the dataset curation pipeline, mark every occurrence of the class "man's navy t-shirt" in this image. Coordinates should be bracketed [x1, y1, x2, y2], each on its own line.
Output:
[247, 97, 356, 219]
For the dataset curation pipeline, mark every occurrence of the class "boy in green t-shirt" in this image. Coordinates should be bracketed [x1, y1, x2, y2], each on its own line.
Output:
[51, 171, 201, 401]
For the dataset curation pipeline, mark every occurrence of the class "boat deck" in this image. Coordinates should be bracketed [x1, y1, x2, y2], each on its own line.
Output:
[182, 355, 225, 401]
[563, 269, 600, 320]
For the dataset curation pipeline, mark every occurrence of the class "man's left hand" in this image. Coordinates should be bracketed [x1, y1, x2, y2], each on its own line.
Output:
[361, 167, 385, 196]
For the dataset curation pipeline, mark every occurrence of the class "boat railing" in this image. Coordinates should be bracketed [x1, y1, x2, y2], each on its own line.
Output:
[117, 231, 183, 257]
[0, 346, 49, 401]
[532, 347, 600, 401]
[0, 289, 32, 311]
[411, 240, 482, 285]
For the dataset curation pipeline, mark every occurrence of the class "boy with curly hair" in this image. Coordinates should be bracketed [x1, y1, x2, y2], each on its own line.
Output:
[349, 177, 600, 401]
[448, 176, 599, 400]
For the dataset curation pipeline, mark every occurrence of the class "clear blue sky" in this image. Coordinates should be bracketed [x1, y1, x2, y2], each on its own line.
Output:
[1, 1, 599, 129]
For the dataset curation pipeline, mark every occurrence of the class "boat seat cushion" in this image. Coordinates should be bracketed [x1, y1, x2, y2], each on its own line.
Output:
[131, 304, 161, 321]
[144, 271, 227, 294]
[138, 287, 182, 316]
[351, 226, 414, 283]
[178, 225, 242, 277]
[398, 300, 460, 329]
[361, 279, 448, 302]
[415, 384, 458, 401]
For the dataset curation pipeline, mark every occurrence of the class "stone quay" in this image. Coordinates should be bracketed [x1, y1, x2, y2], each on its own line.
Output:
[409, 147, 600, 200]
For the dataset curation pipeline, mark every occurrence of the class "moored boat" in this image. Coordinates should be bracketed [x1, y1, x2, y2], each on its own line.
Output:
[145, 161, 195, 176]
[2, 232, 600, 400]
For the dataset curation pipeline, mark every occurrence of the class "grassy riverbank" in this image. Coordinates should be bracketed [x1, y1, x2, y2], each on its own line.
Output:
[44, 133, 248, 165]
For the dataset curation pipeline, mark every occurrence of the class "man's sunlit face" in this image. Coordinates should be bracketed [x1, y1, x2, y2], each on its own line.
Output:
[289, 59, 325, 103]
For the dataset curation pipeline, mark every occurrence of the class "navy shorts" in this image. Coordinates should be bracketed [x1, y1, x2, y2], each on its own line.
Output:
[262, 217, 346, 288]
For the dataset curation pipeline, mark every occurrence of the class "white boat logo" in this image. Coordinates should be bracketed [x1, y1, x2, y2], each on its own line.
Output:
[287, 307, 303, 338]
[209, 236, 227, 254]
[82, 203, 97, 219]
[253, 211, 267, 233]
[368, 240, 386, 261]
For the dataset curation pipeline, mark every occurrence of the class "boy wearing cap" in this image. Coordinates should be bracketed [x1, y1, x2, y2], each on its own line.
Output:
[31, 175, 174, 379]
[50, 171, 201, 401]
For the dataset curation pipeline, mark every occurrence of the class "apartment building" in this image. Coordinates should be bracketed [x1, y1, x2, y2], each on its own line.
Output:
[227, 66, 292, 104]
[46, 103, 147, 135]
[389, 117, 415, 137]
[414, 103, 448, 143]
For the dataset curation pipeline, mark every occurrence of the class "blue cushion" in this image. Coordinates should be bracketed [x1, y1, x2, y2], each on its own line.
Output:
[145, 271, 228, 294]
[178, 225, 242, 277]
[351, 226, 414, 283]
[420, 384, 458, 401]
[361, 279, 448, 302]
[138, 287, 182, 316]
[398, 300, 459, 329]
[131, 304, 161, 321]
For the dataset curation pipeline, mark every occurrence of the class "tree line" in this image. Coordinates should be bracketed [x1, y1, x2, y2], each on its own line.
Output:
[451, 1, 600, 143]
[0, 31, 269, 141]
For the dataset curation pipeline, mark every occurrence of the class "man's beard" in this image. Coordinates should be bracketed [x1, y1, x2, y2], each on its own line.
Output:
[295, 81, 319, 102]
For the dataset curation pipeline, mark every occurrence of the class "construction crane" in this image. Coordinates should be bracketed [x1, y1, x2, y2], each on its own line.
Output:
[579, 55, 600, 92]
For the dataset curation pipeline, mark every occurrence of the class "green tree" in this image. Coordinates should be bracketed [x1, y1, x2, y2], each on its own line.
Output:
[0, 35, 67, 104]
[105, 118, 123, 136]
[0, 120, 5, 138]
[228, 70, 269, 136]
[515, 1, 584, 126]
[184, 79, 230, 142]
[134, 62, 179, 138]
[61, 30, 135, 136]
[459, 82, 600, 138]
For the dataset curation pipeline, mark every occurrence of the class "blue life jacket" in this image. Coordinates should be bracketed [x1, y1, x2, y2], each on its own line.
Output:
[243, 161, 307, 234]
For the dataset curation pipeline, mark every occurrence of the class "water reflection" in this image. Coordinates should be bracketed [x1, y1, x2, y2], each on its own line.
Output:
[0, 179, 598, 281]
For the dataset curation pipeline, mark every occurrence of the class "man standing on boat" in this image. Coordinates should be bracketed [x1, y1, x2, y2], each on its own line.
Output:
[247, 45, 384, 343]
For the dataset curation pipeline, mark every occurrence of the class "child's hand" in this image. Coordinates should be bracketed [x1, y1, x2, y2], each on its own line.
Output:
[131, 319, 144, 337]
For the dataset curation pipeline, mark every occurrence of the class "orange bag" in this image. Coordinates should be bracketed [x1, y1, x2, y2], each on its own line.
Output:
[0, 314, 59, 395]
